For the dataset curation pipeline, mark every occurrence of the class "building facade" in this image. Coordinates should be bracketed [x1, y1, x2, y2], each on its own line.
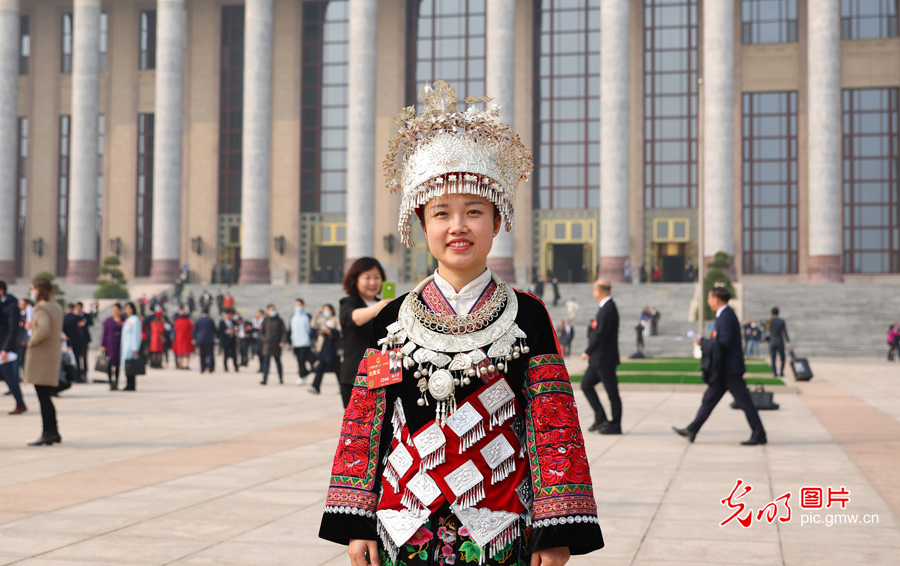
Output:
[1, 0, 898, 285]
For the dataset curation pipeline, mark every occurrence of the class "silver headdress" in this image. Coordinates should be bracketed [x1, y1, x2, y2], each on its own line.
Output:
[384, 81, 533, 246]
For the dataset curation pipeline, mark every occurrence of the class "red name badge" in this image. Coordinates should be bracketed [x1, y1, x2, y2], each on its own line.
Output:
[591, 320, 598, 330]
[367, 349, 404, 389]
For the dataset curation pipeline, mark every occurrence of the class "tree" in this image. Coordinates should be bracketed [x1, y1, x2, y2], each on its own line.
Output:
[95, 256, 130, 299]
[702, 251, 736, 320]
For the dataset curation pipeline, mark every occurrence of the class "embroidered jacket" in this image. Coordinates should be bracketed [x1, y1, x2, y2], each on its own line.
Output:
[319, 284, 604, 556]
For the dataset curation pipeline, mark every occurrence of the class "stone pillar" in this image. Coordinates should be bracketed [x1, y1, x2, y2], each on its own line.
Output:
[0, 0, 19, 281]
[598, 0, 630, 283]
[345, 0, 378, 268]
[807, 0, 843, 282]
[702, 0, 736, 279]
[239, 0, 274, 284]
[66, 0, 101, 284]
[485, 0, 516, 283]
[150, 0, 186, 283]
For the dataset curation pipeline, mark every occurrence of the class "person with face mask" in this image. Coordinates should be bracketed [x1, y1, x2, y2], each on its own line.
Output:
[259, 304, 286, 385]
[308, 304, 341, 394]
[288, 299, 314, 384]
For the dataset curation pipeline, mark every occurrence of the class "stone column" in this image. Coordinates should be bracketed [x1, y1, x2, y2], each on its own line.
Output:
[149, 0, 186, 283]
[345, 0, 377, 268]
[599, 0, 630, 283]
[66, 0, 101, 284]
[807, 0, 843, 282]
[702, 0, 736, 278]
[239, 0, 274, 284]
[0, 0, 19, 281]
[485, 0, 516, 283]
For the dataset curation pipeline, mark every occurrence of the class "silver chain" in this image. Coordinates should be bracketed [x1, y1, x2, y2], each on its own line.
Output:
[409, 283, 509, 335]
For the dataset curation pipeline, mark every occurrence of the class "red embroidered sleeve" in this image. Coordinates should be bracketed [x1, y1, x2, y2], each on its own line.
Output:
[523, 354, 599, 528]
[324, 348, 386, 518]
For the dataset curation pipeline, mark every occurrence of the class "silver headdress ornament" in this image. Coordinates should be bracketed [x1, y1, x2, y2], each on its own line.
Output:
[384, 80, 533, 246]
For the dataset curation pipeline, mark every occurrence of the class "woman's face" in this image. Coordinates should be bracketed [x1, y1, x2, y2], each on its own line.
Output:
[112, 305, 121, 318]
[356, 267, 383, 301]
[125, 304, 134, 317]
[422, 194, 499, 274]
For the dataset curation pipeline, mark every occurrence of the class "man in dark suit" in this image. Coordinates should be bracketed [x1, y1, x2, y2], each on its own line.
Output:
[767, 307, 791, 377]
[192, 308, 218, 374]
[218, 309, 239, 372]
[674, 287, 767, 445]
[581, 278, 622, 435]
[62, 303, 89, 382]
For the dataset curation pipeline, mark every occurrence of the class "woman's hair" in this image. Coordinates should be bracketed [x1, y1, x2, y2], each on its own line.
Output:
[124, 302, 137, 314]
[342, 257, 386, 297]
[323, 303, 335, 313]
[32, 278, 53, 302]
[112, 302, 122, 310]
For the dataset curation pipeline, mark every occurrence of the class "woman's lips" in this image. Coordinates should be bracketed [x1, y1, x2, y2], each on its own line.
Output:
[447, 240, 473, 250]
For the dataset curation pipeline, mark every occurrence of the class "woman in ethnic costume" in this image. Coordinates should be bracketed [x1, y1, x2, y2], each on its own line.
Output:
[319, 81, 604, 566]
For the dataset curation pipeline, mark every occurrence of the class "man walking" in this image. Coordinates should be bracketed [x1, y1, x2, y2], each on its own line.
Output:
[581, 278, 622, 435]
[767, 307, 791, 377]
[62, 303, 89, 383]
[260, 304, 286, 385]
[0, 282, 26, 414]
[218, 309, 239, 372]
[192, 308, 217, 374]
[673, 287, 767, 445]
[288, 299, 314, 384]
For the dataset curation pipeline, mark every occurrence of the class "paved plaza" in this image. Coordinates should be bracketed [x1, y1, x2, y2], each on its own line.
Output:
[1, 354, 899, 566]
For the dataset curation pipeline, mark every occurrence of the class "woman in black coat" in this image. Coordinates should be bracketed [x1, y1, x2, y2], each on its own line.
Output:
[308, 304, 341, 394]
[337, 257, 391, 407]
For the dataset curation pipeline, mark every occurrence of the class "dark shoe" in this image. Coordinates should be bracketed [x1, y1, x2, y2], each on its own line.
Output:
[588, 419, 609, 432]
[28, 434, 55, 446]
[672, 426, 696, 443]
[599, 423, 622, 435]
[741, 437, 767, 446]
[308, 387, 320, 395]
[260, 381, 267, 385]
[51, 433, 62, 444]
[9, 406, 27, 415]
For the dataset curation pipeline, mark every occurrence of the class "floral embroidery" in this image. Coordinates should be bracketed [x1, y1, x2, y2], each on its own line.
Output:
[523, 355, 598, 524]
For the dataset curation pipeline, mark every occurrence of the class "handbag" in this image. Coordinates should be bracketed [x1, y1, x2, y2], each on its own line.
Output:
[95, 354, 111, 373]
[731, 385, 779, 410]
[125, 357, 146, 376]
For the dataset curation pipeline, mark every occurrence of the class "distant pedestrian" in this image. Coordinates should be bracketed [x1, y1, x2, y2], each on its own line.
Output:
[100, 303, 124, 390]
[288, 299, 314, 384]
[215, 290, 224, 315]
[222, 291, 235, 311]
[308, 304, 342, 394]
[186, 291, 196, 315]
[223, 264, 234, 287]
[259, 304, 286, 385]
[674, 287, 767, 445]
[148, 310, 167, 368]
[23, 278, 64, 445]
[120, 302, 143, 391]
[744, 318, 761, 358]
[0, 281, 26, 414]
[766, 307, 791, 377]
[192, 308, 217, 374]
[566, 297, 579, 323]
[581, 278, 622, 435]
[623, 259, 632, 282]
[887, 323, 900, 362]
[551, 277, 560, 306]
[172, 309, 194, 369]
[652, 264, 661, 282]
[650, 306, 660, 336]
[218, 309, 239, 372]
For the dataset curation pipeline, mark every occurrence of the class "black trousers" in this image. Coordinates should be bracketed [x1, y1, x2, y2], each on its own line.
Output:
[580, 364, 621, 426]
[199, 343, 215, 373]
[239, 339, 250, 366]
[687, 373, 766, 440]
[770, 344, 786, 376]
[222, 343, 238, 371]
[35, 385, 58, 434]
[2, 362, 25, 408]
[73, 343, 88, 380]
[261, 353, 283, 383]
[293, 346, 313, 377]
[107, 365, 120, 389]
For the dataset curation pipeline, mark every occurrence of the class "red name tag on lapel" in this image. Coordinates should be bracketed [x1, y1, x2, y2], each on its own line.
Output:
[367, 349, 403, 389]
[591, 320, 598, 330]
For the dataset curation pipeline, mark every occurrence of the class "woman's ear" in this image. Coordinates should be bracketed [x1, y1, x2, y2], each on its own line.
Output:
[493, 213, 502, 236]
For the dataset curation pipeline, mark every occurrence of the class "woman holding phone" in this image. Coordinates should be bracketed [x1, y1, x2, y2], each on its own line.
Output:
[319, 82, 603, 566]
[338, 257, 391, 408]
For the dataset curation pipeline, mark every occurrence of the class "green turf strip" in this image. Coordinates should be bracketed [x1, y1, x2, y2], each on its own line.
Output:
[568, 374, 785, 386]
[617, 361, 772, 373]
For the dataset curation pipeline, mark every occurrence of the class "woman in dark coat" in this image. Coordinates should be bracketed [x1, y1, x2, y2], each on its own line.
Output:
[338, 257, 391, 407]
[259, 304, 286, 385]
[99, 303, 124, 390]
